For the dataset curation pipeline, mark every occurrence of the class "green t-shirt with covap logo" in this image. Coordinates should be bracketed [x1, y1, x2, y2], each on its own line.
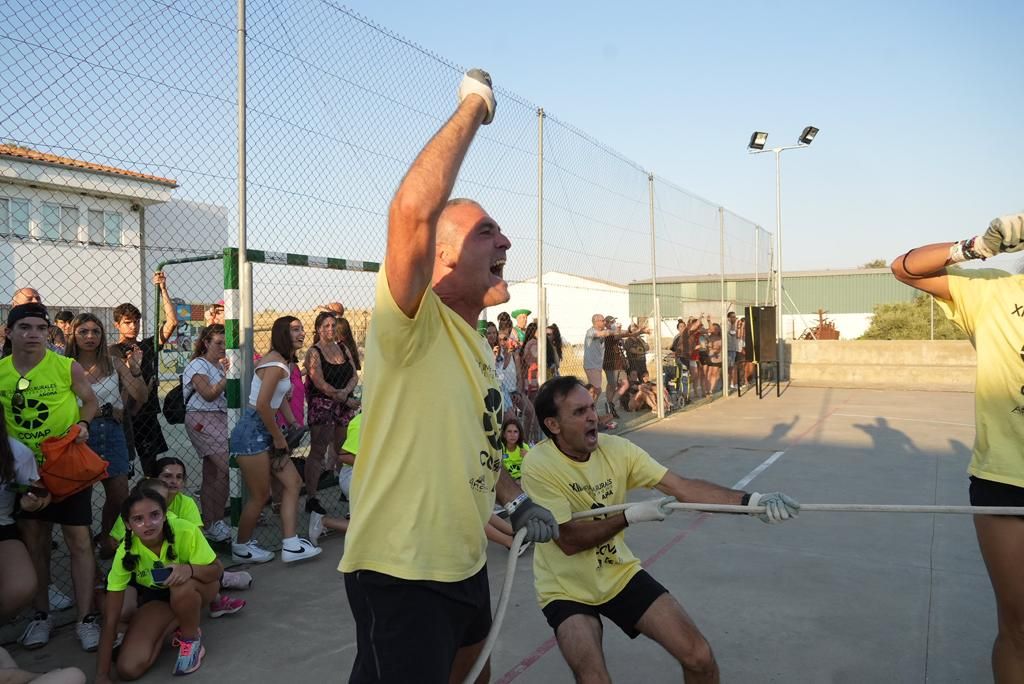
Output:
[0, 351, 81, 463]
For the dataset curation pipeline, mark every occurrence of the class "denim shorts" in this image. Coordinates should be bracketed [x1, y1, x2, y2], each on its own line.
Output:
[89, 417, 131, 478]
[229, 407, 272, 456]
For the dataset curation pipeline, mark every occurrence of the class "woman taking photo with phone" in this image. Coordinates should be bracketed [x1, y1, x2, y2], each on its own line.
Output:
[95, 488, 222, 680]
[229, 316, 320, 565]
[64, 313, 147, 557]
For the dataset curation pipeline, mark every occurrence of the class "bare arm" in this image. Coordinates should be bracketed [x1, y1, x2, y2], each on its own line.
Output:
[890, 242, 953, 300]
[96, 590, 126, 677]
[494, 466, 523, 506]
[555, 514, 628, 557]
[70, 362, 97, 423]
[115, 354, 148, 405]
[154, 271, 178, 345]
[189, 372, 226, 403]
[386, 97, 488, 317]
[305, 347, 336, 395]
[654, 470, 745, 505]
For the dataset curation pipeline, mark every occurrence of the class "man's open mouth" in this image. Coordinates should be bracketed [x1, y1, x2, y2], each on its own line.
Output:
[490, 258, 506, 279]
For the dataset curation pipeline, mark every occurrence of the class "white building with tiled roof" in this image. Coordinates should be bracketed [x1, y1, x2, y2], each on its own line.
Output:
[0, 144, 177, 314]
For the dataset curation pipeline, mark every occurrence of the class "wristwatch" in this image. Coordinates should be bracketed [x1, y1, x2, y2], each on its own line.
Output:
[504, 493, 530, 516]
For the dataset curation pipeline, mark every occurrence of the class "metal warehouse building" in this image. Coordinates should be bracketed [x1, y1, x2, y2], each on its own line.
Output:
[629, 267, 919, 340]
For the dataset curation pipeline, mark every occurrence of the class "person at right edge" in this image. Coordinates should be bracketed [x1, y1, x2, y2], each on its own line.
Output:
[339, 69, 559, 684]
[891, 211, 1024, 683]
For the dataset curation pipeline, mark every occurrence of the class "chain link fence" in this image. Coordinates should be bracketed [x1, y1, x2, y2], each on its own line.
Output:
[1, 0, 774, 639]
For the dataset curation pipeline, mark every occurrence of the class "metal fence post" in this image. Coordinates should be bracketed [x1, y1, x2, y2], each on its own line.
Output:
[648, 173, 664, 419]
[536, 107, 547, 387]
[719, 207, 729, 400]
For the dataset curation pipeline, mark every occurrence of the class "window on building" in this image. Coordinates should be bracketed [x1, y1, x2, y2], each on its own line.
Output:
[1, 197, 31, 237]
[88, 209, 104, 244]
[40, 202, 60, 240]
[104, 212, 122, 246]
[61, 205, 80, 242]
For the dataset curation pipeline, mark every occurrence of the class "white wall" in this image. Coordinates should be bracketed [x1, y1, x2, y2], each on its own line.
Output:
[0, 182, 141, 307]
[494, 273, 629, 344]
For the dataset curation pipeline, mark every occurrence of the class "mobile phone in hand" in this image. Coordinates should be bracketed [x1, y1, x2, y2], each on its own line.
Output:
[9, 483, 49, 497]
[150, 566, 173, 585]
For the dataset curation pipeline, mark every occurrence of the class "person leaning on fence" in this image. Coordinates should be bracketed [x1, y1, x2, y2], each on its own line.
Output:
[339, 69, 559, 684]
[64, 313, 147, 559]
[522, 375, 800, 684]
[229, 315, 321, 565]
[303, 311, 358, 522]
[110, 271, 178, 477]
[95, 487, 224, 682]
[182, 324, 232, 544]
[890, 211, 1024, 683]
[0, 303, 101, 651]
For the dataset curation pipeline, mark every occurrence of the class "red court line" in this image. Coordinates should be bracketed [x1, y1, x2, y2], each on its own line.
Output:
[496, 396, 847, 683]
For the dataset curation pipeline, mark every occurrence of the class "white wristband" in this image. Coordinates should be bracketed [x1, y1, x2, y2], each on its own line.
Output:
[504, 493, 529, 515]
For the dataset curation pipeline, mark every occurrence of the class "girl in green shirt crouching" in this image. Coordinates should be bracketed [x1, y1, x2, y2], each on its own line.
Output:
[95, 488, 222, 681]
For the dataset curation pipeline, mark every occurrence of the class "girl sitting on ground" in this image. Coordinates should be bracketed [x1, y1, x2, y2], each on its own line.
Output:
[95, 489, 223, 681]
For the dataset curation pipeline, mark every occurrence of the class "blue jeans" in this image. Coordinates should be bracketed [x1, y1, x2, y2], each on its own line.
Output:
[89, 417, 131, 477]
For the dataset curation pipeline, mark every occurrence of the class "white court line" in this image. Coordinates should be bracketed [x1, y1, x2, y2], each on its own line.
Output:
[832, 412, 975, 428]
[733, 451, 786, 490]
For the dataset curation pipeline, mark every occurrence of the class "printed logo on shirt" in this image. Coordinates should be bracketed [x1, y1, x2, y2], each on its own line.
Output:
[569, 478, 615, 501]
[468, 388, 505, 493]
[1013, 304, 1024, 318]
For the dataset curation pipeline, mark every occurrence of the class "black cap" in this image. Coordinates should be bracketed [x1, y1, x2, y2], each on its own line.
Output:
[7, 303, 50, 328]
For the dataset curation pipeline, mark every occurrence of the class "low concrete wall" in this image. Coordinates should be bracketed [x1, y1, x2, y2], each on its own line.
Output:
[787, 340, 976, 391]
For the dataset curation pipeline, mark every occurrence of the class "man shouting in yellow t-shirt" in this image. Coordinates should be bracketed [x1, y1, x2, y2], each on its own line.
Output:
[523, 376, 800, 683]
[339, 69, 559, 684]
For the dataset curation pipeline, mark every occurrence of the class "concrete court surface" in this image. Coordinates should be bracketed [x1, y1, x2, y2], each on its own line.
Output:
[8, 386, 998, 683]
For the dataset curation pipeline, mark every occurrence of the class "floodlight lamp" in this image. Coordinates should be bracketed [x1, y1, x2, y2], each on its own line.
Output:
[798, 126, 819, 146]
[748, 131, 768, 151]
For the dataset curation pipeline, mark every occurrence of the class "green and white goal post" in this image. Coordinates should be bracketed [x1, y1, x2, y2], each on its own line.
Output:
[222, 247, 379, 533]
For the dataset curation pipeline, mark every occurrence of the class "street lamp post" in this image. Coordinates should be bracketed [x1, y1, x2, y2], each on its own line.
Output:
[747, 126, 818, 382]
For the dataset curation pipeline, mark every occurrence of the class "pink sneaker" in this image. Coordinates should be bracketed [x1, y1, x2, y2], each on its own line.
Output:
[208, 595, 246, 618]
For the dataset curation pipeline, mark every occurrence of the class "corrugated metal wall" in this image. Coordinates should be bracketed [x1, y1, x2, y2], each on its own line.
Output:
[630, 269, 917, 317]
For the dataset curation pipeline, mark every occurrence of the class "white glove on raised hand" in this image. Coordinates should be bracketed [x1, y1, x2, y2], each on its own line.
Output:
[458, 68, 496, 124]
[976, 213, 1024, 258]
[625, 496, 676, 525]
[747, 492, 800, 524]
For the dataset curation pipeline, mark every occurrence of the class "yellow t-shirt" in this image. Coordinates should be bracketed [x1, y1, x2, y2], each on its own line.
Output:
[522, 434, 668, 607]
[110, 493, 201, 541]
[0, 351, 80, 462]
[338, 266, 504, 581]
[936, 267, 1024, 487]
[106, 517, 216, 591]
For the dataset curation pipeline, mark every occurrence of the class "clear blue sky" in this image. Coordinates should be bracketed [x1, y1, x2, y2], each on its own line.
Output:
[343, 0, 1024, 271]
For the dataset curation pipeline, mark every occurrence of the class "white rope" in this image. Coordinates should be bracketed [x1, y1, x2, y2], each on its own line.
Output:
[572, 502, 1024, 519]
[464, 499, 1020, 682]
[463, 528, 528, 684]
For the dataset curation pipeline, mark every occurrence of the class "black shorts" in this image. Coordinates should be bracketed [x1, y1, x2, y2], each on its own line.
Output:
[129, 413, 168, 472]
[542, 570, 668, 639]
[0, 523, 20, 542]
[129, 580, 171, 606]
[969, 476, 1024, 514]
[17, 487, 92, 527]
[344, 565, 491, 684]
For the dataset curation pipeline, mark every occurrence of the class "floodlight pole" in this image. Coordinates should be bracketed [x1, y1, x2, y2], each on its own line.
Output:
[750, 143, 810, 382]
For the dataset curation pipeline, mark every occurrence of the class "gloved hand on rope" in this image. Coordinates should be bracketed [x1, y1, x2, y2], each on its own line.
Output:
[950, 212, 1024, 262]
[624, 496, 676, 525]
[458, 68, 496, 125]
[507, 494, 559, 543]
[743, 492, 800, 524]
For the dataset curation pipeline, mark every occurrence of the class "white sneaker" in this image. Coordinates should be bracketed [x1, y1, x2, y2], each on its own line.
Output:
[204, 520, 232, 543]
[19, 612, 52, 649]
[48, 584, 74, 611]
[77, 614, 102, 652]
[308, 512, 325, 547]
[281, 538, 322, 563]
[231, 539, 275, 564]
[220, 570, 253, 590]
